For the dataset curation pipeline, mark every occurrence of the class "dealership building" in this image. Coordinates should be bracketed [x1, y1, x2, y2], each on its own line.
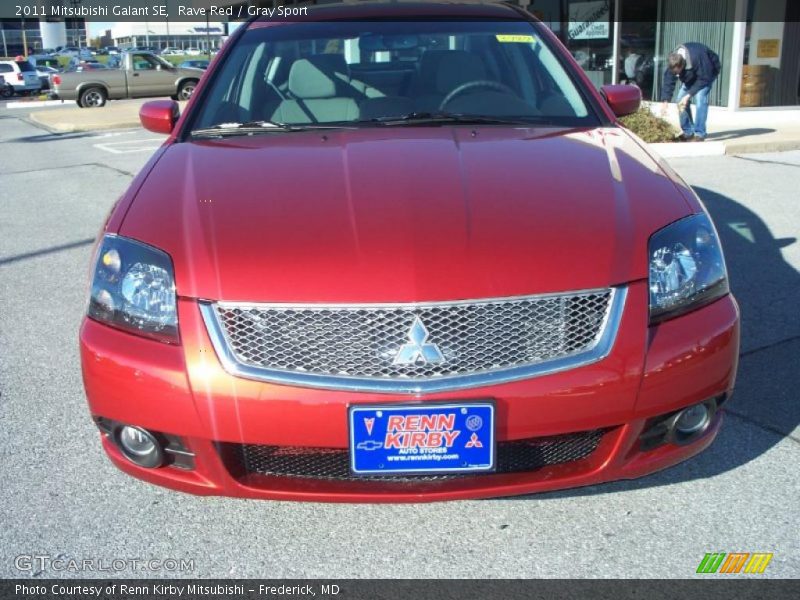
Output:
[525, 0, 799, 110]
[109, 22, 226, 52]
[0, 18, 86, 55]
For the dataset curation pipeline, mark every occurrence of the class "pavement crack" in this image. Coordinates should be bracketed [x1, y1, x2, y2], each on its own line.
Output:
[732, 155, 800, 168]
[0, 162, 135, 177]
[740, 334, 800, 358]
[725, 409, 800, 446]
[0, 238, 95, 266]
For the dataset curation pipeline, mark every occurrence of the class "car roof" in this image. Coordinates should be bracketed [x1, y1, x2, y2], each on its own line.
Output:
[251, 1, 525, 24]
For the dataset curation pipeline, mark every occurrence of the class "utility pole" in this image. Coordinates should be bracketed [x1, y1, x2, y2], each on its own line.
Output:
[206, 13, 211, 55]
[69, 0, 82, 49]
[21, 18, 29, 57]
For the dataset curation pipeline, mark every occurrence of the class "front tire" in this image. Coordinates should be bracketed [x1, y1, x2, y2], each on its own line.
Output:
[79, 86, 107, 108]
[177, 79, 197, 101]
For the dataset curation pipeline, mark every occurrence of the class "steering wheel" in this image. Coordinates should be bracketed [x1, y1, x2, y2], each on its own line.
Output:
[439, 80, 518, 111]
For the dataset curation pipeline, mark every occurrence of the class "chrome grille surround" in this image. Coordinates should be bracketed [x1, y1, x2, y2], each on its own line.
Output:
[200, 287, 626, 394]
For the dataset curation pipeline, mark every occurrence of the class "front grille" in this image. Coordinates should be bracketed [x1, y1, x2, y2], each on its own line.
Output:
[202, 289, 619, 392]
[222, 430, 606, 482]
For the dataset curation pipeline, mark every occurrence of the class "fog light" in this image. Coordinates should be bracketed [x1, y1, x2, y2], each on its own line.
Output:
[116, 425, 164, 468]
[670, 402, 714, 445]
[675, 404, 710, 435]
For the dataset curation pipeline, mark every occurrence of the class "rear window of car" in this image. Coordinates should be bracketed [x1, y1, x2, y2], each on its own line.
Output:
[16, 61, 35, 72]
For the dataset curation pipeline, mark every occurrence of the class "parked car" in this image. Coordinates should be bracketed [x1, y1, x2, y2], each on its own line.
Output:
[68, 62, 109, 73]
[184, 47, 202, 56]
[81, 2, 739, 501]
[55, 46, 80, 57]
[178, 60, 209, 70]
[101, 46, 121, 56]
[52, 51, 202, 107]
[0, 74, 13, 98]
[27, 55, 60, 70]
[161, 48, 182, 56]
[27, 55, 61, 90]
[0, 59, 41, 95]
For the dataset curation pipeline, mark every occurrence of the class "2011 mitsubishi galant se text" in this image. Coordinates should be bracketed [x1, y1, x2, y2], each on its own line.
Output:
[80, 2, 739, 502]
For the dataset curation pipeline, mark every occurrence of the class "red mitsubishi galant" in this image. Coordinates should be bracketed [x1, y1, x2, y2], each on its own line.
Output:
[80, 2, 739, 502]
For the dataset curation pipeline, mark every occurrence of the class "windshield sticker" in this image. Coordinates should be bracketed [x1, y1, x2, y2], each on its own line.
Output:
[496, 34, 536, 43]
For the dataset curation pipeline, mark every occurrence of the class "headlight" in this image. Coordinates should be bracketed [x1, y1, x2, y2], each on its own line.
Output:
[87, 234, 178, 343]
[649, 213, 729, 323]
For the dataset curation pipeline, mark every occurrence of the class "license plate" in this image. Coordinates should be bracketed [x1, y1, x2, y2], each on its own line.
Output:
[348, 402, 495, 475]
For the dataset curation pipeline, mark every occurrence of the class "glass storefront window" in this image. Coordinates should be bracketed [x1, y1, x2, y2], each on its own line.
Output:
[742, 0, 800, 107]
[564, 0, 615, 89]
[619, 0, 658, 101]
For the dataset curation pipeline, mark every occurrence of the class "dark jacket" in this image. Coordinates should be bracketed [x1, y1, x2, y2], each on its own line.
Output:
[660, 42, 721, 101]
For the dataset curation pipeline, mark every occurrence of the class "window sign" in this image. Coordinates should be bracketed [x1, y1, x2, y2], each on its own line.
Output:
[568, 0, 611, 40]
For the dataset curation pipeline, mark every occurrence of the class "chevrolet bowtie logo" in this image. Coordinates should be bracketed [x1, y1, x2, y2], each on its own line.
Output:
[393, 317, 445, 366]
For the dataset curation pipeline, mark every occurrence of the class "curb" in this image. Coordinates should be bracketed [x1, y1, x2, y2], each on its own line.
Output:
[27, 111, 141, 133]
[649, 141, 726, 158]
[724, 139, 800, 155]
[648, 138, 800, 158]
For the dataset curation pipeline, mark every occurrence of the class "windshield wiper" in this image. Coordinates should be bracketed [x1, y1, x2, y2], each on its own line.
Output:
[191, 120, 355, 137]
[365, 112, 540, 126]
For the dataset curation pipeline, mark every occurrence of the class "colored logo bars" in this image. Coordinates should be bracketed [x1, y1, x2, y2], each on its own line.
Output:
[697, 553, 773, 574]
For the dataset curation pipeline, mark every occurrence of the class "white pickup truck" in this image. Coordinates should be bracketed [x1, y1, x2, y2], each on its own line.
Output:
[52, 51, 204, 107]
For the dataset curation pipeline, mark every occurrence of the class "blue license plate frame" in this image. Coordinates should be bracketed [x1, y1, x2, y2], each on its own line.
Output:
[348, 401, 495, 476]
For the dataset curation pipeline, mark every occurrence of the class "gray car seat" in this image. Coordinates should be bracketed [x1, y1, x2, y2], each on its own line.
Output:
[306, 53, 383, 100]
[272, 58, 360, 123]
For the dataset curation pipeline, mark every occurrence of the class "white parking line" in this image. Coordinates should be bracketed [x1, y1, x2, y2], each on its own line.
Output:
[5, 100, 68, 109]
[90, 130, 144, 139]
[93, 138, 164, 154]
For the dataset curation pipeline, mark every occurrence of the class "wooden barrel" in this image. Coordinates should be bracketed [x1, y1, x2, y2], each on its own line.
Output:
[740, 64, 771, 107]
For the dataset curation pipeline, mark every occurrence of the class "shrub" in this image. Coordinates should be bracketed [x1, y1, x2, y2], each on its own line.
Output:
[619, 108, 678, 143]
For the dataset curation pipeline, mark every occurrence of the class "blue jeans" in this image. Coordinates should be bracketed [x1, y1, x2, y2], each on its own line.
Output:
[677, 84, 711, 139]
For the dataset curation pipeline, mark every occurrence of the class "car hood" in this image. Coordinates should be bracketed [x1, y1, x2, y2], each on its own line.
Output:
[120, 126, 692, 303]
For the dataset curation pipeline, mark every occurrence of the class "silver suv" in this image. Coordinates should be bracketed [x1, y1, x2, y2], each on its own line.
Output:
[0, 60, 42, 95]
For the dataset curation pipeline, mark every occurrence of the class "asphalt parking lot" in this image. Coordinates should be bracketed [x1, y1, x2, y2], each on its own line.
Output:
[1, 110, 799, 579]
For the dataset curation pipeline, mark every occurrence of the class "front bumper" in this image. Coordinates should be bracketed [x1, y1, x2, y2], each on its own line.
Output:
[80, 281, 740, 502]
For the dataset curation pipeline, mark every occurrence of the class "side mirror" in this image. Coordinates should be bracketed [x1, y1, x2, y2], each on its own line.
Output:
[140, 99, 179, 134]
[600, 84, 642, 117]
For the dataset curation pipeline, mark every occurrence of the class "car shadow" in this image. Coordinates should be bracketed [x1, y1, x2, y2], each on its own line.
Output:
[707, 127, 775, 141]
[508, 185, 800, 501]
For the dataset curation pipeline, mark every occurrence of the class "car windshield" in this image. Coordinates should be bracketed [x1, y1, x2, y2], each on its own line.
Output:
[190, 20, 597, 133]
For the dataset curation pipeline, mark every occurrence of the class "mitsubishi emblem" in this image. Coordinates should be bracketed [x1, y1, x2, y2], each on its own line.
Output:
[393, 317, 445, 366]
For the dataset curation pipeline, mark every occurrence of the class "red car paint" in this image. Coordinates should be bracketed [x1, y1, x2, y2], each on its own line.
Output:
[80, 2, 739, 502]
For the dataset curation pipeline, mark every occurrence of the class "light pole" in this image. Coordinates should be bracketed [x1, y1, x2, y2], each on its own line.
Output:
[165, 0, 171, 47]
[69, 0, 82, 48]
[21, 17, 28, 57]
